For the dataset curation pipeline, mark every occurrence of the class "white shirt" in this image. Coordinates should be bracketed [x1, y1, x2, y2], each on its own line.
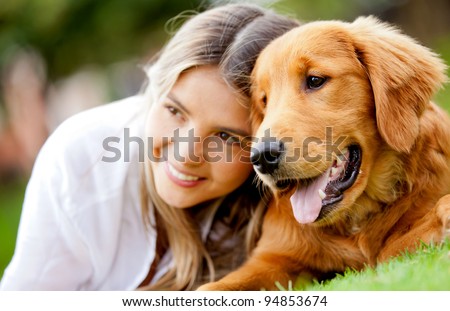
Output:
[0, 95, 169, 290]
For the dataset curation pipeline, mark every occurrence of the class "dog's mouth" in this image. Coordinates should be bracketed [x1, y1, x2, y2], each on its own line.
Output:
[277, 144, 361, 224]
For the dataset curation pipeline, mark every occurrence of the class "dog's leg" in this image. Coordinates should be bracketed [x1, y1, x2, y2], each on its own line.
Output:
[378, 194, 450, 262]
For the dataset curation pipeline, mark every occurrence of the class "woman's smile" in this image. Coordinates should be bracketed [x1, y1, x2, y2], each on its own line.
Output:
[165, 162, 205, 187]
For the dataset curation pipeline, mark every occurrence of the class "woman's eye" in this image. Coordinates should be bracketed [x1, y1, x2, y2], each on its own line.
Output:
[167, 106, 178, 115]
[306, 76, 326, 89]
[166, 105, 183, 118]
[217, 132, 241, 145]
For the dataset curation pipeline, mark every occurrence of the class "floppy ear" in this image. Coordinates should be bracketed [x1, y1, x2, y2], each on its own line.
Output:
[348, 16, 447, 153]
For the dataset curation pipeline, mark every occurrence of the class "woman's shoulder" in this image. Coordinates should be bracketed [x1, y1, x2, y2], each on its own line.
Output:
[41, 95, 145, 160]
[30, 95, 147, 204]
[52, 95, 147, 142]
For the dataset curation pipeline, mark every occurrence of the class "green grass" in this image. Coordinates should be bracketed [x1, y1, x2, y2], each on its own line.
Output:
[300, 241, 450, 291]
[434, 37, 450, 112]
[0, 179, 27, 280]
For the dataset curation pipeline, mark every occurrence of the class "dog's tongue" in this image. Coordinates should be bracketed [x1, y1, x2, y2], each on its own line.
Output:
[290, 167, 331, 224]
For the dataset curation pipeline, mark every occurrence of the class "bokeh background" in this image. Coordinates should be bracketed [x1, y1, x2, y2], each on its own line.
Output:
[1, 0, 449, 279]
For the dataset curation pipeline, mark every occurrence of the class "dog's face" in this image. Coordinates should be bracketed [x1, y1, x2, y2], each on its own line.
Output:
[250, 17, 447, 226]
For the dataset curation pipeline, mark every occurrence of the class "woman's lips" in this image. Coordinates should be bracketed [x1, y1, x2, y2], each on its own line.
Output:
[165, 162, 205, 187]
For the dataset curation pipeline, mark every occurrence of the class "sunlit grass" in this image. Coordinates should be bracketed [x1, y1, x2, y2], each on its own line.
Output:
[302, 241, 450, 291]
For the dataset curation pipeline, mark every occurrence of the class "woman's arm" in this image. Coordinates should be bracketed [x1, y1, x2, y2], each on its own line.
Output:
[1, 128, 92, 290]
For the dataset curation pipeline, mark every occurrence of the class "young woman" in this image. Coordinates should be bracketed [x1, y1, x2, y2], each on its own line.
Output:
[0, 3, 299, 290]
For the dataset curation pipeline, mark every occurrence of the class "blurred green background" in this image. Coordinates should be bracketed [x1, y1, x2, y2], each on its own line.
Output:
[1, 0, 449, 280]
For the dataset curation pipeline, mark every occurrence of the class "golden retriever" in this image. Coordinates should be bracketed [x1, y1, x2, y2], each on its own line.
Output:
[198, 16, 450, 290]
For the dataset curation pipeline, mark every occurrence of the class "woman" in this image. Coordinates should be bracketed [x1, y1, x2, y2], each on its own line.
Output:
[0, 3, 299, 290]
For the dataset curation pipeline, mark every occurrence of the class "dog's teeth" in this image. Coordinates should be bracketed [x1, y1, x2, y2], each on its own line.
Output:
[318, 189, 326, 200]
[331, 167, 339, 177]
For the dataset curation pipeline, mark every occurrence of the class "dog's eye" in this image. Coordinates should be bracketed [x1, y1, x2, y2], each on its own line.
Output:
[307, 76, 326, 89]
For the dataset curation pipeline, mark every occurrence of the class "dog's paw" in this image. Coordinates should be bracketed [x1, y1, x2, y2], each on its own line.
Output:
[196, 282, 233, 291]
[196, 280, 254, 291]
[196, 283, 214, 291]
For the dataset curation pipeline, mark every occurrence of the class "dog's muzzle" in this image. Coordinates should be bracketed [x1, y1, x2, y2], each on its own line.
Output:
[250, 139, 285, 175]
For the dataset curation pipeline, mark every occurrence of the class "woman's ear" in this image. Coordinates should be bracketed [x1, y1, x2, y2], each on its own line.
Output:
[348, 16, 447, 153]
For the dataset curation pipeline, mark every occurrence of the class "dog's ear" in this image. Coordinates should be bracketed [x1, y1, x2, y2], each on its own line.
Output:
[348, 16, 447, 153]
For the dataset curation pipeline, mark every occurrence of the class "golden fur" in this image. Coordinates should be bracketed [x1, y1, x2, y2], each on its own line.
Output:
[198, 16, 450, 290]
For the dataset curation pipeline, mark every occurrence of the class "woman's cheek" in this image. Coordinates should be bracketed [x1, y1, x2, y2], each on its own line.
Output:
[220, 150, 253, 181]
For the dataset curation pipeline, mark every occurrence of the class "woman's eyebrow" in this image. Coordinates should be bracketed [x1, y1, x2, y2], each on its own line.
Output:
[216, 126, 251, 137]
[167, 93, 190, 114]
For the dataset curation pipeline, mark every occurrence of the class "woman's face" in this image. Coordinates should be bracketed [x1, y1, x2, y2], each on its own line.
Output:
[146, 65, 253, 208]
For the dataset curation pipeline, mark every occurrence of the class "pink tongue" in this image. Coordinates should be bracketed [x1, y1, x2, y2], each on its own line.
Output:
[290, 167, 331, 224]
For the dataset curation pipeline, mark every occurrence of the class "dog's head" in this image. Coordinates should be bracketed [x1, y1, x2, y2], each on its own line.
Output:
[250, 16, 447, 225]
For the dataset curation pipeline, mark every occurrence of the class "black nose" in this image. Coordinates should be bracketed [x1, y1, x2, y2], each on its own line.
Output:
[250, 140, 284, 174]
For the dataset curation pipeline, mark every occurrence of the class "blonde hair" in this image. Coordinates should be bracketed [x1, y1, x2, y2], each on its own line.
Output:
[140, 3, 299, 290]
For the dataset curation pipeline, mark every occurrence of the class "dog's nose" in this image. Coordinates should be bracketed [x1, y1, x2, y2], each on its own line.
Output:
[250, 140, 284, 174]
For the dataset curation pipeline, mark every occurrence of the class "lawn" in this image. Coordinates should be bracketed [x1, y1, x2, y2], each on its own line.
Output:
[302, 241, 450, 291]
[0, 179, 26, 280]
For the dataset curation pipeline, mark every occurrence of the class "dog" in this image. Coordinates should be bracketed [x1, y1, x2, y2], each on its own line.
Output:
[198, 16, 450, 290]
